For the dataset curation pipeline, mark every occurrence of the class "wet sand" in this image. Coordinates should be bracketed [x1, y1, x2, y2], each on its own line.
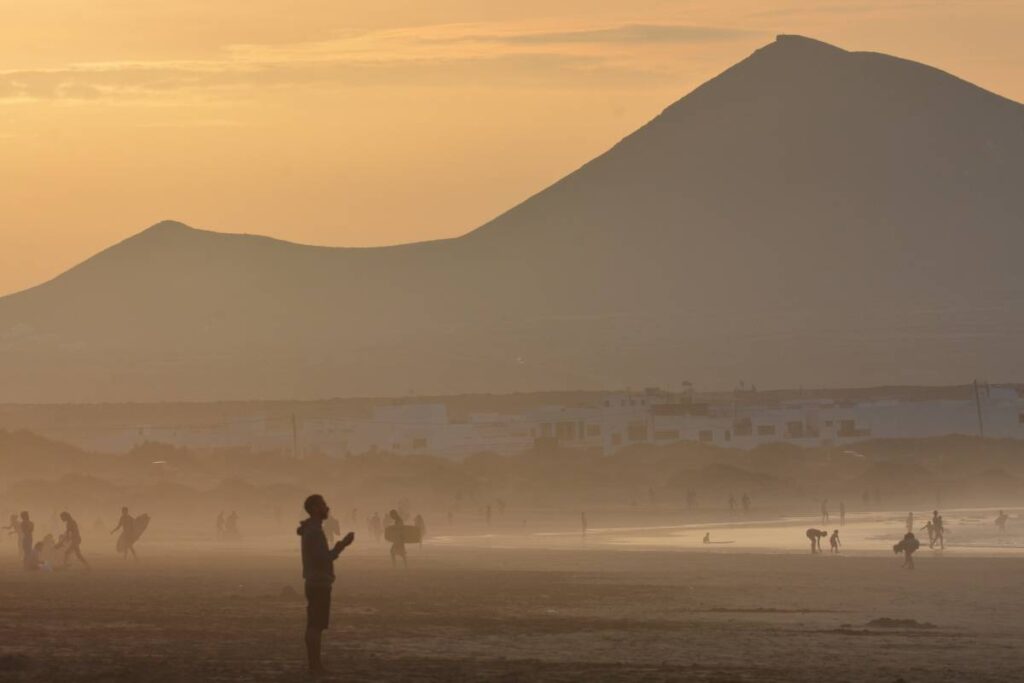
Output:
[0, 536, 1021, 682]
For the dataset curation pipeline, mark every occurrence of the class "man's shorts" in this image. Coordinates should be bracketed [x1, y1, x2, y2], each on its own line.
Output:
[305, 583, 332, 630]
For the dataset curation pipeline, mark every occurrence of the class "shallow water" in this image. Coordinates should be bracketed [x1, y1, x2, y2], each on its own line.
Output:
[431, 507, 1024, 556]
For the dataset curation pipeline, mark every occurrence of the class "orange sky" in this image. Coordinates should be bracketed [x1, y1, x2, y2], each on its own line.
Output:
[2, 0, 1023, 295]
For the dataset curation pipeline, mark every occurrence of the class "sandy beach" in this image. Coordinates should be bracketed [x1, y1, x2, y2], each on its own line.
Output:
[1, 515, 1021, 682]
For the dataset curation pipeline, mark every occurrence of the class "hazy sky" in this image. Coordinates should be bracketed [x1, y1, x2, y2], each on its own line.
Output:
[3, 0, 1023, 295]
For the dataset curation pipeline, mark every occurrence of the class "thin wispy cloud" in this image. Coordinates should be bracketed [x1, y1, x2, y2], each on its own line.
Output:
[421, 24, 753, 45]
[0, 22, 757, 102]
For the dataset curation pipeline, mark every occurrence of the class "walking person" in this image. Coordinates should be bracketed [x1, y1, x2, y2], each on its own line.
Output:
[18, 512, 35, 570]
[995, 510, 1009, 534]
[388, 509, 407, 569]
[933, 512, 946, 550]
[921, 519, 936, 548]
[297, 494, 354, 678]
[413, 513, 426, 547]
[111, 507, 137, 560]
[894, 532, 920, 569]
[56, 511, 90, 570]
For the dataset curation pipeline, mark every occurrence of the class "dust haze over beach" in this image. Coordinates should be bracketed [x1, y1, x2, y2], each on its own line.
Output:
[3, 428, 1024, 680]
[4, 4, 1024, 682]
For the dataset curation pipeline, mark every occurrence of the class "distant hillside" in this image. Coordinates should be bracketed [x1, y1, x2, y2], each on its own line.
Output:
[2, 35, 1023, 402]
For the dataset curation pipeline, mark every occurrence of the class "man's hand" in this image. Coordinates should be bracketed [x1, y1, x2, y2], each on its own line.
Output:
[336, 532, 355, 551]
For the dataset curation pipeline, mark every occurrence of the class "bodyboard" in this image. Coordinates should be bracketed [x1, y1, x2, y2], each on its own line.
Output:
[385, 525, 421, 544]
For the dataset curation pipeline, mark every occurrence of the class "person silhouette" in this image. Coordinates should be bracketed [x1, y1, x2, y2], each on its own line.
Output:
[225, 511, 240, 539]
[829, 529, 841, 554]
[56, 511, 90, 570]
[18, 512, 35, 570]
[111, 507, 137, 560]
[920, 519, 936, 548]
[894, 532, 920, 569]
[414, 513, 426, 547]
[388, 509, 407, 569]
[820, 499, 830, 524]
[805, 528, 827, 554]
[995, 510, 1009, 534]
[297, 494, 354, 678]
[932, 511, 946, 550]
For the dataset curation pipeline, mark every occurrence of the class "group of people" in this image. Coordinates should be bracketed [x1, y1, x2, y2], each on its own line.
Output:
[805, 528, 841, 554]
[918, 510, 948, 550]
[894, 509, 951, 569]
[727, 493, 752, 514]
[322, 507, 428, 569]
[4, 510, 89, 571]
[805, 509, 961, 569]
[820, 499, 847, 526]
[5, 506, 148, 570]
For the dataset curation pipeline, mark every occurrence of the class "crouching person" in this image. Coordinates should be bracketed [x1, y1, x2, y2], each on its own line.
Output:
[298, 494, 355, 678]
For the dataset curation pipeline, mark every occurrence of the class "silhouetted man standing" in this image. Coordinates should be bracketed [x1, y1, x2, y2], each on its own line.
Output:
[298, 494, 354, 678]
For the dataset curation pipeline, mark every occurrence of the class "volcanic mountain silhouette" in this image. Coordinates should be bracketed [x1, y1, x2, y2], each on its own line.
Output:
[2, 35, 1023, 401]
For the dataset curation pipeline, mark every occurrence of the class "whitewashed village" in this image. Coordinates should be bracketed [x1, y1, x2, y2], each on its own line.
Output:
[8, 383, 1022, 458]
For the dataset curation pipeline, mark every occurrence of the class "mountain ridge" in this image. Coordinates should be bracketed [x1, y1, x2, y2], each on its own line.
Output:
[2, 35, 1023, 402]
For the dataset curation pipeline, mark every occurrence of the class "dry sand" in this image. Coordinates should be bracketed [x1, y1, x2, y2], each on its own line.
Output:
[0, 527, 1021, 682]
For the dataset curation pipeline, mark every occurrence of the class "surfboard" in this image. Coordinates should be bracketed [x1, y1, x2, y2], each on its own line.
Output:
[132, 514, 150, 543]
[384, 525, 421, 544]
[115, 513, 150, 552]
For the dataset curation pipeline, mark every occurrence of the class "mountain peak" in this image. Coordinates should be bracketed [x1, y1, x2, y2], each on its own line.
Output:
[122, 220, 207, 250]
[771, 34, 847, 54]
[139, 220, 196, 237]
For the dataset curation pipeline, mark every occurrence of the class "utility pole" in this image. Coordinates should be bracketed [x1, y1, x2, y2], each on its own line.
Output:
[973, 380, 985, 438]
[291, 413, 300, 459]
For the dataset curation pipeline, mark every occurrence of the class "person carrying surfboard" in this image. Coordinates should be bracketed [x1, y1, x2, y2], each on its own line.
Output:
[298, 494, 354, 678]
[111, 506, 149, 560]
[893, 531, 920, 569]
